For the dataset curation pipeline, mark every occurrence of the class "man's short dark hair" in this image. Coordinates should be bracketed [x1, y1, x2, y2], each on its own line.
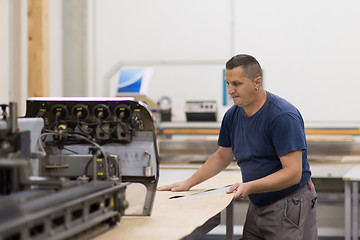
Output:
[226, 54, 263, 80]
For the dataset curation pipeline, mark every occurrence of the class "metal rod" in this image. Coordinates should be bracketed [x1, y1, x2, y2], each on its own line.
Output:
[352, 181, 358, 240]
[92, 154, 97, 181]
[9, 102, 17, 134]
[345, 181, 351, 240]
[226, 200, 234, 240]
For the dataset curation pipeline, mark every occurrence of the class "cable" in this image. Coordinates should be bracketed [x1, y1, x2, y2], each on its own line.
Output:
[65, 133, 110, 180]
[37, 132, 110, 180]
[38, 132, 54, 156]
[63, 147, 78, 154]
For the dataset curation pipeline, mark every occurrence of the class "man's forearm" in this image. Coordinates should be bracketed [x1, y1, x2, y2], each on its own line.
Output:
[245, 167, 301, 195]
[186, 149, 233, 188]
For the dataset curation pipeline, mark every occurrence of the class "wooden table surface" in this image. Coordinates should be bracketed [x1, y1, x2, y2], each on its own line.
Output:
[94, 171, 241, 240]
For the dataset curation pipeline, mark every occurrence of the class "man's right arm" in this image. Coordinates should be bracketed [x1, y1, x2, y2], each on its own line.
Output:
[157, 146, 234, 191]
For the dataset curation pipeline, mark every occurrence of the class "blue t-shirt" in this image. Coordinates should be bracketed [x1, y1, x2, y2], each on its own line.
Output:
[218, 91, 311, 206]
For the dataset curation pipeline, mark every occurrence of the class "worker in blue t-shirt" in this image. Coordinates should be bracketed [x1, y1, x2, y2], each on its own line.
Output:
[158, 54, 318, 240]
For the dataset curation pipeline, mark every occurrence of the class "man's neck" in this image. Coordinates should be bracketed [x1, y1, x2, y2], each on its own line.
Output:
[243, 90, 267, 117]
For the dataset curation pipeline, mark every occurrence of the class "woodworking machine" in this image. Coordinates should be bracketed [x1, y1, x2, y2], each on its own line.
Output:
[0, 97, 159, 240]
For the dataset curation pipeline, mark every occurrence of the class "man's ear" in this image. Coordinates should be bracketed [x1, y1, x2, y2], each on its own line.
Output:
[254, 76, 263, 86]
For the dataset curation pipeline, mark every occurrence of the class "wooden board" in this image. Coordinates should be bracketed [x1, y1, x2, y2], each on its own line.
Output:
[94, 172, 241, 240]
[28, 0, 49, 97]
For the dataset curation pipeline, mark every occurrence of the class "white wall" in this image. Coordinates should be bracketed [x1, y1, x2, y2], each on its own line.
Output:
[93, 0, 232, 121]
[49, 0, 63, 98]
[91, 0, 360, 123]
[2, 0, 360, 123]
[233, 0, 360, 124]
[0, 0, 10, 105]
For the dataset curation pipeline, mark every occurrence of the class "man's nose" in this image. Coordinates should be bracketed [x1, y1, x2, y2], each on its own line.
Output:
[228, 86, 234, 95]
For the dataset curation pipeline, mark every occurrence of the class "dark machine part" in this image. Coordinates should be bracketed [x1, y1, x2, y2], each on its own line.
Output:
[0, 101, 129, 240]
[25, 97, 159, 216]
[185, 100, 217, 122]
[1, 104, 8, 120]
[1, 102, 18, 134]
[0, 181, 128, 240]
[158, 96, 172, 122]
[51, 104, 69, 120]
[42, 152, 120, 181]
[114, 104, 132, 121]
[93, 104, 110, 120]
[72, 104, 89, 120]
[26, 98, 154, 142]
[0, 103, 31, 195]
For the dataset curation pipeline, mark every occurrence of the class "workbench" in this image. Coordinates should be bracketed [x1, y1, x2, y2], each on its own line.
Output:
[93, 170, 241, 240]
[157, 121, 360, 136]
[92, 146, 360, 240]
[343, 165, 360, 240]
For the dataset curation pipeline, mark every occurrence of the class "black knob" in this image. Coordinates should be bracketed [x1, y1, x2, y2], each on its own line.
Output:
[93, 104, 110, 120]
[72, 104, 89, 120]
[51, 104, 68, 119]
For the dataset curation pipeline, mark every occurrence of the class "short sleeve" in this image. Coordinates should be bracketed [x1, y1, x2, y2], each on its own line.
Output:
[218, 110, 232, 147]
[270, 112, 306, 157]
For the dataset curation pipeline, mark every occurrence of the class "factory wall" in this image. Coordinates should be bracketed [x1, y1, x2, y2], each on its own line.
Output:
[93, 0, 231, 121]
[92, 0, 360, 123]
[1, 0, 360, 123]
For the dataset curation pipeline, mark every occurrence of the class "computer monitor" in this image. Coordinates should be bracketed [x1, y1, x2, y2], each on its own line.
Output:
[116, 67, 152, 95]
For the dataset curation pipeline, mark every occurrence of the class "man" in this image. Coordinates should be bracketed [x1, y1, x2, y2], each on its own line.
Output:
[158, 54, 317, 240]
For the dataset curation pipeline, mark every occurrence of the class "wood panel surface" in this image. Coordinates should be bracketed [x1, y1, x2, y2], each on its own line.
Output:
[94, 172, 241, 240]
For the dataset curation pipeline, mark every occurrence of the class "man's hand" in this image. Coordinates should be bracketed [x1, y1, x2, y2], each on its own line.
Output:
[157, 180, 191, 192]
[227, 182, 249, 200]
[157, 147, 234, 193]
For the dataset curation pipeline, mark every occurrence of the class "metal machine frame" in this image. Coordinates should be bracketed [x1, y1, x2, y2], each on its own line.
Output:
[0, 97, 159, 240]
[24, 97, 159, 216]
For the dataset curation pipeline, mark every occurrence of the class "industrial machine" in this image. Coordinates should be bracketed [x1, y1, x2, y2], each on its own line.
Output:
[0, 97, 159, 240]
[185, 100, 217, 122]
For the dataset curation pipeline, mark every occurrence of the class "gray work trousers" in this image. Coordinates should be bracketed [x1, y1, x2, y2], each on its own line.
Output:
[242, 180, 318, 240]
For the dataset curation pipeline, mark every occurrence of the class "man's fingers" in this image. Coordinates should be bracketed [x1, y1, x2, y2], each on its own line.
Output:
[234, 190, 242, 199]
[158, 181, 191, 192]
[158, 184, 184, 192]
[157, 185, 173, 191]
[227, 183, 239, 193]
[171, 187, 180, 192]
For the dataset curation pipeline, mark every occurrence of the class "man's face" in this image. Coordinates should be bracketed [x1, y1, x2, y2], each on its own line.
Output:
[225, 67, 257, 108]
